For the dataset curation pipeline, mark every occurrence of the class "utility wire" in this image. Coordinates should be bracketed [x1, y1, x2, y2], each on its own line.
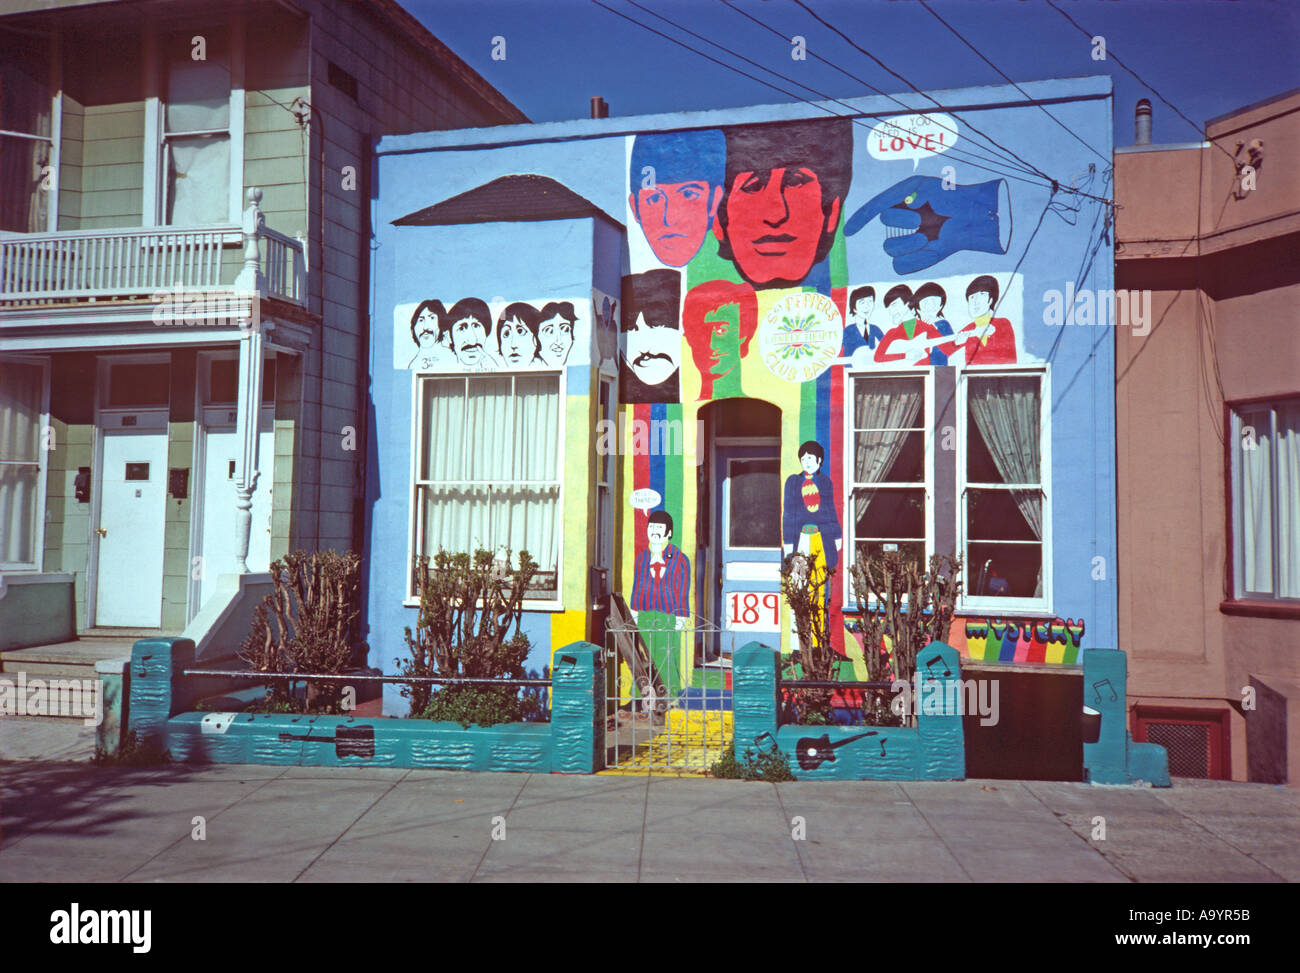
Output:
[610, 0, 1065, 192]
[1043, 0, 1236, 162]
[918, 0, 1112, 167]
[720, 0, 1046, 181]
[789, 0, 1082, 192]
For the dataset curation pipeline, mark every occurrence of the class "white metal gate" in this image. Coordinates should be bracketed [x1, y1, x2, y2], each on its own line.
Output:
[603, 600, 740, 775]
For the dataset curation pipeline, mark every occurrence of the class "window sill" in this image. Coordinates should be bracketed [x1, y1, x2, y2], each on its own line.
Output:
[1219, 599, 1300, 620]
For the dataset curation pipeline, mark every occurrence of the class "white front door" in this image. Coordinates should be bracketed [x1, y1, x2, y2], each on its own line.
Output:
[94, 412, 169, 627]
[197, 406, 274, 610]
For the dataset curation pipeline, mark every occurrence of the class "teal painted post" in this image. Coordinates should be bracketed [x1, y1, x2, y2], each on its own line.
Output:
[915, 641, 965, 780]
[1082, 648, 1129, 785]
[94, 657, 129, 756]
[550, 642, 603, 773]
[733, 642, 780, 756]
[127, 637, 195, 748]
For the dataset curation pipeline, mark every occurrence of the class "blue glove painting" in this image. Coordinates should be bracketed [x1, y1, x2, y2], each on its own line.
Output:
[845, 176, 1010, 274]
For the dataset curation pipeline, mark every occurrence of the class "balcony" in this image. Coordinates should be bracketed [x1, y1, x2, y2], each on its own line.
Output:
[0, 189, 306, 308]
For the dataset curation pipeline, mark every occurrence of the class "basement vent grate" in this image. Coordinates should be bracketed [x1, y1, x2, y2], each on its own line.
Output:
[1145, 722, 1210, 778]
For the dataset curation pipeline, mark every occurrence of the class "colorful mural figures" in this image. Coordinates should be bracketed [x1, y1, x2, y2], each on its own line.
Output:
[841, 285, 883, 357]
[398, 298, 583, 371]
[845, 175, 1011, 274]
[939, 275, 1018, 365]
[628, 130, 726, 268]
[682, 279, 758, 400]
[714, 118, 852, 289]
[630, 510, 692, 698]
[620, 270, 682, 404]
[782, 441, 843, 620]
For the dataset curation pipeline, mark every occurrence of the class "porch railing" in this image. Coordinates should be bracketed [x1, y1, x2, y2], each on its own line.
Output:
[0, 189, 306, 306]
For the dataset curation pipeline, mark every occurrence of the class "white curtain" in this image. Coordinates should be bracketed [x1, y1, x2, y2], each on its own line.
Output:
[1275, 404, 1299, 598]
[969, 376, 1043, 541]
[0, 361, 43, 566]
[166, 135, 230, 225]
[854, 377, 923, 484]
[419, 375, 560, 581]
[1238, 409, 1273, 594]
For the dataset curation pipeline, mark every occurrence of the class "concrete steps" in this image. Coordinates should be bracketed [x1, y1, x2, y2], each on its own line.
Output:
[1, 636, 139, 724]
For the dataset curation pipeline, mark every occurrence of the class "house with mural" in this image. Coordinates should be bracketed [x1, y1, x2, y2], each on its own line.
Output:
[366, 73, 1118, 771]
[0, 0, 523, 669]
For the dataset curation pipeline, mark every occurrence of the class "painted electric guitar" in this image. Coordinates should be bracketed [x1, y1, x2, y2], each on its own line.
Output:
[279, 724, 376, 759]
[795, 730, 883, 770]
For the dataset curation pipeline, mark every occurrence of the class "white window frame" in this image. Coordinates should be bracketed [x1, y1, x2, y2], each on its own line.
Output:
[841, 368, 935, 610]
[957, 365, 1053, 616]
[143, 21, 244, 227]
[1229, 397, 1300, 602]
[0, 355, 51, 572]
[405, 369, 567, 611]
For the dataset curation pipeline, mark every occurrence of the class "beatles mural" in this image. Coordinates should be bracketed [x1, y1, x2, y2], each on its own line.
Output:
[390, 107, 1091, 690]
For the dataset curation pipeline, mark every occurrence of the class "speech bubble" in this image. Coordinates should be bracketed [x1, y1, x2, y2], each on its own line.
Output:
[630, 487, 661, 512]
[867, 113, 959, 170]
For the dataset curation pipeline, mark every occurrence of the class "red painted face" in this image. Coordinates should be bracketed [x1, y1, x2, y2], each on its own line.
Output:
[716, 167, 840, 287]
[632, 181, 719, 267]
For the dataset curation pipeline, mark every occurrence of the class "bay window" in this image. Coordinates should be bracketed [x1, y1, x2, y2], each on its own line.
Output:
[0, 35, 54, 233]
[847, 372, 929, 603]
[1230, 398, 1300, 601]
[961, 371, 1049, 610]
[0, 357, 50, 571]
[411, 373, 563, 601]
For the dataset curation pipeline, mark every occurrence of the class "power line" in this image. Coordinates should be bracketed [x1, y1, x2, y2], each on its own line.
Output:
[609, 0, 1065, 192]
[719, 0, 1046, 181]
[788, 0, 1075, 190]
[1043, 0, 1236, 162]
[917, 0, 1112, 167]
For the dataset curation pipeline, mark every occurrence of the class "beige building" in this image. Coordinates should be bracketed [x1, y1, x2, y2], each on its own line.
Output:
[0, 0, 524, 648]
[1115, 91, 1300, 783]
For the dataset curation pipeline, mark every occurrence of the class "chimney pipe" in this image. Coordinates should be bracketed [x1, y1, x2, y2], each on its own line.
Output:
[1135, 98, 1152, 145]
[590, 96, 608, 119]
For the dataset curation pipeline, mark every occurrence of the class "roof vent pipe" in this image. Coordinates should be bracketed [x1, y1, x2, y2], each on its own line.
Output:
[590, 96, 609, 119]
[1135, 98, 1152, 145]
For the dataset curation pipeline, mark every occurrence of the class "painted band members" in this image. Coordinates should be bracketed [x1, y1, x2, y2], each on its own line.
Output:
[938, 275, 1017, 365]
[630, 509, 691, 698]
[629, 130, 726, 268]
[841, 285, 884, 358]
[620, 269, 681, 404]
[715, 118, 852, 289]
[407, 299, 578, 371]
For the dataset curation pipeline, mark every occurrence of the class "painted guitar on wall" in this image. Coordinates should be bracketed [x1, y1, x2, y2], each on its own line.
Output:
[795, 730, 885, 770]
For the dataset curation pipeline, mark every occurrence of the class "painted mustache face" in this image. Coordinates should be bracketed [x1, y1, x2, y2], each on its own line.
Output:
[623, 311, 679, 386]
[538, 314, 574, 367]
[452, 317, 489, 364]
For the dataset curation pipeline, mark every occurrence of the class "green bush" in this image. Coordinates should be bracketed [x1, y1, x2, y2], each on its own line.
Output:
[91, 730, 171, 766]
[417, 684, 542, 728]
[710, 744, 796, 782]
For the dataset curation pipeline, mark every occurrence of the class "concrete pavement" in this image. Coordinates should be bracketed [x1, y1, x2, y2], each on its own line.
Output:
[2, 751, 1297, 882]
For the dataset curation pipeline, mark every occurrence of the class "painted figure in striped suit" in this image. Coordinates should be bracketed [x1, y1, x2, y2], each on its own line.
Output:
[630, 510, 691, 700]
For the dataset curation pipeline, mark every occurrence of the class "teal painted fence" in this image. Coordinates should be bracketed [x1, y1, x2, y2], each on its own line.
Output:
[732, 640, 966, 781]
[125, 637, 604, 773]
[1081, 648, 1170, 786]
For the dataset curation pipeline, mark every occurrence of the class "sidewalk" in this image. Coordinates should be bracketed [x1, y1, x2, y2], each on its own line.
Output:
[2, 747, 1297, 882]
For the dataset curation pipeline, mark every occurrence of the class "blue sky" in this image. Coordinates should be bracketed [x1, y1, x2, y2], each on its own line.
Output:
[409, 0, 1299, 146]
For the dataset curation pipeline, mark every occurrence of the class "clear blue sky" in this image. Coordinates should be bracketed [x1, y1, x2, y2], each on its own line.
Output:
[408, 0, 1299, 146]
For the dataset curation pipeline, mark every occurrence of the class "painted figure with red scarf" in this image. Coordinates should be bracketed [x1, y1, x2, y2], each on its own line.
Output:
[630, 510, 691, 699]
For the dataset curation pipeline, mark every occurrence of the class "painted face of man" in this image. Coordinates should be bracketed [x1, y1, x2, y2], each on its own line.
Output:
[800, 452, 821, 476]
[632, 181, 720, 267]
[887, 298, 911, 325]
[717, 166, 840, 287]
[451, 315, 489, 366]
[705, 305, 741, 380]
[538, 313, 574, 367]
[413, 306, 439, 349]
[918, 296, 943, 323]
[624, 311, 679, 387]
[646, 522, 669, 549]
[968, 290, 993, 318]
[498, 316, 537, 367]
[850, 296, 874, 325]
